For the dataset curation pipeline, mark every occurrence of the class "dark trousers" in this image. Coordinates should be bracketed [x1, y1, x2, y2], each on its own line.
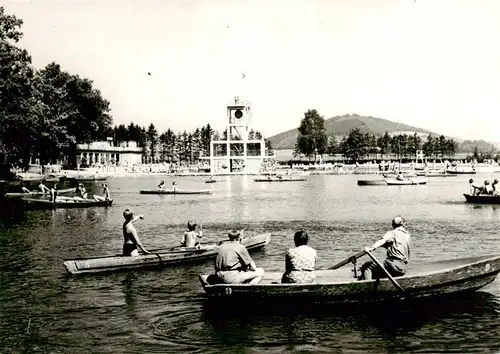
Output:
[359, 258, 406, 280]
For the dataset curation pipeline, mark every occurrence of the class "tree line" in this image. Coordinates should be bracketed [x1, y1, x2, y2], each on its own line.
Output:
[0, 7, 272, 176]
[111, 123, 268, 164]
[294, 109, 495, 162]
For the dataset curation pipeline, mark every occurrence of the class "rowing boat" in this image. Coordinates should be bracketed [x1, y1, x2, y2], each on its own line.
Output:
[463, 193, 500, 204]
[357, 180, 386, 186]
[21, 198, 113, 210]
[446, 169, 476, 175]
[5, 187, 75, 197]
[384, 178, 427, 185]
[64, 233, 271, 275]
[199, 254, 500, 304]
[205, 180, 217, 184]
[254, 177, 307, 182]
[140, 189, 212, 195]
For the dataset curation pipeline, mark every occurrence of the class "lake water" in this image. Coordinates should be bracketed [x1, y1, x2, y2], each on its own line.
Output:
[1, 174, 499, 353]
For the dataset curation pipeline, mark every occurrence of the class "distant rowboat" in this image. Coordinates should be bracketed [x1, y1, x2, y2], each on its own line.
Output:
[357, 180, 386, 186]
[446, 169, 476, 175]
[21, 198, 113, 210]
[254, 177, 307, 182]
[64, 233, 271, 275]
[5, 187, 75, 197]
[463, 193, 500, 204]
[140, 189, 212, 195]
[384, 178, 427, 185]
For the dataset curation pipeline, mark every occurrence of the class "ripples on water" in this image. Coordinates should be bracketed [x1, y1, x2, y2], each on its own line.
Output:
[0, 174, 499, 353]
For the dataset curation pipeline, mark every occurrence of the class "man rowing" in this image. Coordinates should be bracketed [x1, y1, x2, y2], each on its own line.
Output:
[469, 178, 483, 195]
[214, 230, 264, 284]
[122, 209, 150, 256]
[359, 216, 411, 280]
[39, 182, 50, 193]
[49, 184, 58, 202]
[157, 181, 166, 190]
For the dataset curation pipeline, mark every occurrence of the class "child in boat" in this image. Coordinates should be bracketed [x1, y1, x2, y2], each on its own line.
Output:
[281, 230, 317, 284]
[484, 180, 494, 195]
[157, 181, 166, 190]
[181, 220, 203, 248]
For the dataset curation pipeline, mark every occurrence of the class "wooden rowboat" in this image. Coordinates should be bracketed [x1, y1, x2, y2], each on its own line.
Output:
[463, 193, 500, 204]
[357, 180, 386, 186]
[254, 178, 307, 182]
[205, 180, 217, 184]
[446, 169, 476, 175]
[22, 198, 113, 210]
[384, 178, 427, 185]
[64, 233, 271, 275]
[5, 187, 75, 197]
[199, 254, 500, 304]
[140, 189, 212, 195]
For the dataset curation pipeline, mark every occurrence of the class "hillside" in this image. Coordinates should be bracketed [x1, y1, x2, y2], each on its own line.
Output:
[267, 114, 434, 150]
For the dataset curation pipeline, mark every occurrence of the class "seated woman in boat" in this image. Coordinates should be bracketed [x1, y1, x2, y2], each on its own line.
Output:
[281, 230, 316, 284]
[214, 230, 264, 284]
[396, 171, 404, 181]
[469, 179, 484, 195]
[94, 183, 111, 201]
[157, 181, 166, 190]
[122, 209, 150, 256]
[39, 183, 50, 193]
[181, 220, 203, 248]
[359, 216, 411, 280]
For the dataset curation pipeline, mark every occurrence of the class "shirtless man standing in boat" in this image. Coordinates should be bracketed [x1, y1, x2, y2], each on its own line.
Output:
[359, 216, 411, 280]
[122, 209, 150, 256]
[214, 230, 264, 284]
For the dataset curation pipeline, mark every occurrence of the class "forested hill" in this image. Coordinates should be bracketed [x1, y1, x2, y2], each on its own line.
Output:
[267, 114, 434, 150]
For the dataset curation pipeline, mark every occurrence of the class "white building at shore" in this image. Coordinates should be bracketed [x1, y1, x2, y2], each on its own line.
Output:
[200, 97, 275, 174]
[76, 140, 143, 168]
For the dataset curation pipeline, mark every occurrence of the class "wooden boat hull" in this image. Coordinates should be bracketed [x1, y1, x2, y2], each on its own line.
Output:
[199, 254, 500, 304]
[140, 189, 212, 195]
[22, 198, 113, 210]
[357, 180, 386, 186]
[5, 187, 75, 197]
[446, 170, 476, 174]
[415, 172, 456, 177]
[64, 233, 271, 275]
[205, 180, 217, 184]
[254, 178, 307, 182]
[463, 193, 500, 204]
[384, 178, 427, 185]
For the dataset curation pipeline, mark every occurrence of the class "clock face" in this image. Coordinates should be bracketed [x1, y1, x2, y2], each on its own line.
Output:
[234, 110, 243, 119]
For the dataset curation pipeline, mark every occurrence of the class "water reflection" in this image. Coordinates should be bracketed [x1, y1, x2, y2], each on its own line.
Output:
[201, 292, 500, 353]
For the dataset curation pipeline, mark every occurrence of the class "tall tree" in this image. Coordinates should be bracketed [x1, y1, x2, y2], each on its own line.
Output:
[295, 109, 328, 160]
[146, 123, 158, 163]
[341, 128, 368, 161]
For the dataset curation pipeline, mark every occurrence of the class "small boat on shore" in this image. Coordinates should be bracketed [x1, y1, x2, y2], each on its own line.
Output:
[5, 187, 75, 197]
[199, 254, 500, 304]
[21, 198, 113, 210]
[254, 177, 307, 182]
[463, 193, 500, 204]
[384, 178, 427, 185]
[64, 233, 271, 275]
[357, 180, 386, 186]
[140, 189, 212, 195]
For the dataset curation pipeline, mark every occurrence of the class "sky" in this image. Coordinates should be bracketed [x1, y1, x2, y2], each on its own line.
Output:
[4, 0, 500, 142]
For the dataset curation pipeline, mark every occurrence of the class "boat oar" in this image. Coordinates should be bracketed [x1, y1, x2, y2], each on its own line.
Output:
[365, 250, 405, 293]
[328, 250, 366, 270]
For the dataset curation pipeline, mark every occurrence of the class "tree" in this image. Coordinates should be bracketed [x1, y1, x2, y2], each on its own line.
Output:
[422, 134, 435, 160]
[342, 128, 368, 161]
[377, 132, 391, 159]
[327, 135, 338, 156]
[295, 109, 328, 160]
[146, 123, 158, 163]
